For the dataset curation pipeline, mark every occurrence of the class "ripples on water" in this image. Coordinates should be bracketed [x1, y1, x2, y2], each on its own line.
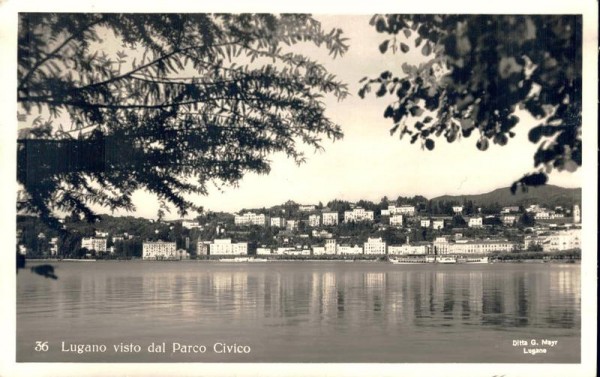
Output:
[17, 261, 580, 363]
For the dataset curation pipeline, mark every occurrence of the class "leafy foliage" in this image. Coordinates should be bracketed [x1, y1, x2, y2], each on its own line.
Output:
[17, 14, 349, 227]
[361, 15, 582, 192]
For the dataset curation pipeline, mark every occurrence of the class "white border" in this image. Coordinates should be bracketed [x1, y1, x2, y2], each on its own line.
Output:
[1, 1, 597, 376]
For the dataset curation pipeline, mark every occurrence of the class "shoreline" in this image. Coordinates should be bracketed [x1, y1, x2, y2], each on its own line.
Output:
[24, 258, 581, 264]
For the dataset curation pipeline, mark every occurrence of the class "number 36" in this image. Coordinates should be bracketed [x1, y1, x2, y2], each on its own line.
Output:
[34, 341, 49, 352]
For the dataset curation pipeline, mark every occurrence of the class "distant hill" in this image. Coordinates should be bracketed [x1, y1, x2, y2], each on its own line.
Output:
[431, 185, 581, 208]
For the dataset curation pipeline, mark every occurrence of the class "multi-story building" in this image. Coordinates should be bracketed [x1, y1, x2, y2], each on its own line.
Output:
[312, 229, 333, 238]
[209, 239, 248, 255]
[432, 219, 444, 230]
[385, 205, 416, 216]
[322, 212, 339, 226]
[182, 220, 202, 229]
[312, 246, 326, 255]
[573, 204, 581, 223]
[324, 239, 337, 255]
[501, 215, 518, 226]
[196, 240, 211, 255]
[256, 247, 273, 255]
[467, 217, 483, 228]
[451, 239, 515, 254]
[363, 237, 386, 255]
[344, 207, 374, 223]
[234, 212, 266, 226]
[388, 243, 429, 255]
[528, 229, 581, 252]
[286, 220, 299, 231]
[420, 219, 431, 228]
[452, 206, 463, 214]
[433, 237, 451, 255]
[270, 217, 285, 228]
[308, 214, 321, 227]
[308, 215, 321, 228]
[81, 237, 107, 252]
[142, 241, 177, 260]
[337, 245, 363, 255]
[298, 205, 316, 212]
[389, 214, 403, 227]
[49, 237, 59, 256]
[501, 206, 520, 214]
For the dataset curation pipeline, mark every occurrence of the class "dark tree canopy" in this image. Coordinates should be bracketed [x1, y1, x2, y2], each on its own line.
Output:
[17, 13, 349, 227]
[360, 15, 582, 192]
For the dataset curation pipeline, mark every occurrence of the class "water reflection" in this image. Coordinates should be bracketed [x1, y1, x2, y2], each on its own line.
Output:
[17, 263, 581, 362]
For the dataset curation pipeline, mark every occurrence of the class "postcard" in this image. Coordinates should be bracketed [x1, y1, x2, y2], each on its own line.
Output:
[1, 1, 597, 376]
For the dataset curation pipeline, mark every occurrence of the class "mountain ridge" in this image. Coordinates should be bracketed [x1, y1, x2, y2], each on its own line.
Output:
[430, 184, 581, 208]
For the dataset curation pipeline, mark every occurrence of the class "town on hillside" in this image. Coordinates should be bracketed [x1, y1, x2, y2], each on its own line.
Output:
[17, 191, 582, 262]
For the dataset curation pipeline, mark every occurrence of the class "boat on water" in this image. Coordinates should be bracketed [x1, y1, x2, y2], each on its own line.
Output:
[219, 257, 268, 263]
[389, 257, 427, 264]
[437, 256, 457, 264]
[457, 256, 489, 264]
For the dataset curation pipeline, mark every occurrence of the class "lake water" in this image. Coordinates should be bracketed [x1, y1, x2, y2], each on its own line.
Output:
[17, 261, 580, 363]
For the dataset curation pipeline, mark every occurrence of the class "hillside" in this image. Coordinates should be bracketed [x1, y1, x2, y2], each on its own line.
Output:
[431, 185, 581, 208]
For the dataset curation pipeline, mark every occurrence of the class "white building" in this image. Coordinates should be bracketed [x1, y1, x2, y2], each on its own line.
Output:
[501, 206, 520, 214]
[432, 219, 444, 230]
[344, 207, 374, 223]
[234, 212, 266, 226]
[536, 229, 581, 252]
[299, 205, 316, 212]
[312, 246, 326, 255]
[420, 219, 431, 228]
[452, 206, 463, 214]
[182, 220, 202, 229]
[451, 239, 515, 254]
[49, 237, 59, 256]
[142, 241, 177, 260]
[312, 229, 333, 238]
[501, 215, 518, 226]
[308, 214, 321, 227]
[467, 217, 483, 228]
[433, 237, 451, 254]
[389, 214, 403, 227]
[196, 241, 211, 255]
[363, 237, 386, 255]
[322, 212, 339, 226]
[324, 239, 337, 255]
[286, 220, 299, 231]
[386, 205, 416, 216]
[210, 239, 248, 255]
[270, 217, 285, 228]
[81, 237, 107, 252]
[573, 204, 581, 223]
[388, 243, 428, 255]
[256, 247, 273, 255]
[337, 245, 363, 255]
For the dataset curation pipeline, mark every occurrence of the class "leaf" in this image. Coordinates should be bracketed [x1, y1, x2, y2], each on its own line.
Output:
[379, 40, 390, 54]
[476, 138, 489, 151]
[403, 29, 412, 38]
[400, 43, 410, 53]
[375, 84, 387, 97]
[384, 105, 394, 118]
[421, 42, 432, 56]
[425, 139, 435, 150]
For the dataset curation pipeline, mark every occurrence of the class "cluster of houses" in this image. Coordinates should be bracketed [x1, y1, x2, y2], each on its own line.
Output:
[19, 202, 581, 259]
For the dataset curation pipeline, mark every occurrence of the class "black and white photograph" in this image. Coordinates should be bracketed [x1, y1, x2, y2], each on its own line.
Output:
[1, 1, 597, 376]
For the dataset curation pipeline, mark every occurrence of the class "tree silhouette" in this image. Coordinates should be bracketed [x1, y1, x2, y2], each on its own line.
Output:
[18, 13, 349, 228]
[360, 15, 581, 192]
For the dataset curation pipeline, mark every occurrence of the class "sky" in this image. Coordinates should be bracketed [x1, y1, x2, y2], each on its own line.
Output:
[130, 14, 581, 219]
[14, 14, 584, 219]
